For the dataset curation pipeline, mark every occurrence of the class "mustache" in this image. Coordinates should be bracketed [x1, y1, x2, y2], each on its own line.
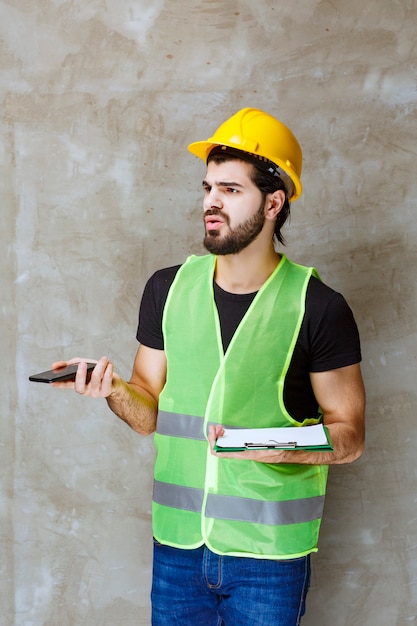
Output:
[204, 208, 230, 223]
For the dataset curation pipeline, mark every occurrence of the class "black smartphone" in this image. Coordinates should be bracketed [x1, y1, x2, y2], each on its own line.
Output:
[29, 363, 96, 383]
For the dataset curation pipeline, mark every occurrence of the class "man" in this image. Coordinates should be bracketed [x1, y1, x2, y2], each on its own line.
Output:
[54, 108, 365, 625]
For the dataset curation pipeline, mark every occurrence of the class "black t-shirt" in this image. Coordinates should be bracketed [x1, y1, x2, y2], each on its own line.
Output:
[136, 264, 361, 423]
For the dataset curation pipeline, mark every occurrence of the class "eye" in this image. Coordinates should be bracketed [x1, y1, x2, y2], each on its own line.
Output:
[226, 187, 239, 193]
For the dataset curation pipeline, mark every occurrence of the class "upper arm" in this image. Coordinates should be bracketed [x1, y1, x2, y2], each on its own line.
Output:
[129, 344, 167, 405]
[310, 363, 365, 462]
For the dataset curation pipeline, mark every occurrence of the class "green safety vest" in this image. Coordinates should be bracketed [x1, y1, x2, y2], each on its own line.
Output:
[153, 254, 329, 559]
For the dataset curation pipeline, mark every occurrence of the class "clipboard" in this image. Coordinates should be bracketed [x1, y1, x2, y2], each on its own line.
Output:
[214, 424, 333, 452]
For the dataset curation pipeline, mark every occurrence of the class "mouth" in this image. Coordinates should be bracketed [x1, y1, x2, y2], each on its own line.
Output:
[205, 213, 226, 231]
[205, 218, 224, 231]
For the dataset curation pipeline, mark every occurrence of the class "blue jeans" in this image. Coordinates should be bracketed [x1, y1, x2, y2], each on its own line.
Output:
[151, 541, 311, 626]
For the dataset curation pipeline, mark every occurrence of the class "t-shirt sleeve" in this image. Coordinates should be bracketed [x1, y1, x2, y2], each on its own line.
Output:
[305, 277, 362, 372]
[136, 265, 180, 349]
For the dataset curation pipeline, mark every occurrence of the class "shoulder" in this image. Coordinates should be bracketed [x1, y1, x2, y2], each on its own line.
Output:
[145, 255, 213, 293]
[302, 276, 362, 371]
[136, 265, 181, 349]
[147, 264, 182, 287]
[144, 265, 182, 303]
[306, 276, 356, 324]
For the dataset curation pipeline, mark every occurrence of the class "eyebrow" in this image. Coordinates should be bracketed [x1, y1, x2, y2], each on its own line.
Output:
[202, 180, 245, 189]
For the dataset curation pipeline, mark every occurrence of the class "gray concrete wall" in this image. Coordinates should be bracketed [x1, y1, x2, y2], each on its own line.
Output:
[1, 1, 416, 624]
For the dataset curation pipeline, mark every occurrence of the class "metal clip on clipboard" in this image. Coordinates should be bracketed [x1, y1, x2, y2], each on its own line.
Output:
[244, 440, 298, 449]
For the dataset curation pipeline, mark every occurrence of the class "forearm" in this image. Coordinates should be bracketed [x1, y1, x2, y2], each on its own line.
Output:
[268, 421, 364, 465]
[209, 418, 365, 466]
[106, 375, 158, 435]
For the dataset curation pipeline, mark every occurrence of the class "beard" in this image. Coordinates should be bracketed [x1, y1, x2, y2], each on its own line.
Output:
[203, 202, 266, 255]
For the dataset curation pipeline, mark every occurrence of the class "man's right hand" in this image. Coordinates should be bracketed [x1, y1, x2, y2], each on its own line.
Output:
[50, 346, 166, 435]
[50, 356, 117, 398]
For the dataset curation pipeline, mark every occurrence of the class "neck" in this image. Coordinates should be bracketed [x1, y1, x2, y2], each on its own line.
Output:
[214, 241, 281, 294]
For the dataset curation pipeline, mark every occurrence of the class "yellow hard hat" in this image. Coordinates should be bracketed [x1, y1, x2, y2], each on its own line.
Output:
[188, 107, 303, 201]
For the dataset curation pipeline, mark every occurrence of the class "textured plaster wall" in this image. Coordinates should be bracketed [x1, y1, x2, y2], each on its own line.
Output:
[1, 0, 416, 624]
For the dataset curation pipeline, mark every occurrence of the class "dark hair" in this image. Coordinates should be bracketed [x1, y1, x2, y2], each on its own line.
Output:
[207, 152, 291, 245]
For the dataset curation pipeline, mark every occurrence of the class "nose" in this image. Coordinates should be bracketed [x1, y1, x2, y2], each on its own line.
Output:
[204, 186, 223, 212]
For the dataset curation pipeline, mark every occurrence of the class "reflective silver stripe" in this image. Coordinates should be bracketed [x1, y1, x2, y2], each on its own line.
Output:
[153, 480, 324, 525]
[153, 480, 204, 513]
[206, 493, 325, 526]
[156, 410, 241, 440]
[156, 411, 205, 440]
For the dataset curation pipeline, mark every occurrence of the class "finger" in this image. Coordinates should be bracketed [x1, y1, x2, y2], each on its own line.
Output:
[208, 424, 224, 455]
[51, 360, 69, 370]
[51, 357, 99, 370]
[74, 359, 103, 394]
[50, 379, 76, 389]
[207, 424, 216, 445]
[74, 361, 90, 395]
[86, 356, 112, 398]
[100, 361, 115, 397]
[208, 424, 224, 440]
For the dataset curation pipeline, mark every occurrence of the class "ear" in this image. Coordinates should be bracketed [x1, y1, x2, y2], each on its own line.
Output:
[265, 189, 286, 222]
